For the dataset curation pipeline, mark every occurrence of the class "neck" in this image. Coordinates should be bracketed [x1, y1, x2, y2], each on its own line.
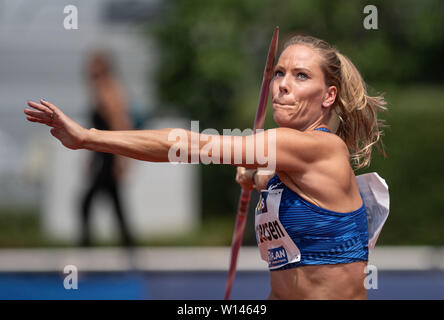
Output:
[298, 117, 330, 132]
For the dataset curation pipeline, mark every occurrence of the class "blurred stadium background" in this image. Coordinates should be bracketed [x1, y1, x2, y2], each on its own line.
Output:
[0, 0, 443, 299]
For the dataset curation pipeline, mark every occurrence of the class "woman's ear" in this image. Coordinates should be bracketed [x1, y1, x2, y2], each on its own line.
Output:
[322, 86, 337, 108]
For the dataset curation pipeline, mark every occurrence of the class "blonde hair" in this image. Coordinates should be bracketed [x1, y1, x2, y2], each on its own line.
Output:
[283, 35, 387, 169]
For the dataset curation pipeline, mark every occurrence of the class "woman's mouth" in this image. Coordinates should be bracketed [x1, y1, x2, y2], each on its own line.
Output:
[273, 102, 295, 110]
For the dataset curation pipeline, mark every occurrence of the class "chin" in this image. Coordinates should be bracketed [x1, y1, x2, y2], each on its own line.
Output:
[273, 113, 298, 129]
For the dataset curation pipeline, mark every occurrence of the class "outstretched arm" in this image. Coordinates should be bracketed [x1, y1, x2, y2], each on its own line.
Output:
[25, 100, 190, 162]
[25, 100, 338, 171]
[24, 100, 274, 167]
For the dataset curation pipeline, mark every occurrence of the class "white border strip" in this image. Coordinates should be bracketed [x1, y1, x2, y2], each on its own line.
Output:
[0, 246, 442, 272]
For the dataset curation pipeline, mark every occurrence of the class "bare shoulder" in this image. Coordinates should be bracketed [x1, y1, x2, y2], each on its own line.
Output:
[307, 130, 351, 175]
[313, 130, 349, 158]
[274, 127, 349, 166]
[272, 128, 348, 173]
[276, 127, 346, 147]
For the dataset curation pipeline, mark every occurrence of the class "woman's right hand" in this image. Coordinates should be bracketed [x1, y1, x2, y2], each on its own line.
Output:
[25, 99, 88, 150]
[235, 166, 256, 191]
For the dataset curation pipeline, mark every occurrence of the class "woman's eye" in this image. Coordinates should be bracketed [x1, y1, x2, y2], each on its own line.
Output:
[297, 72, 308, 80]
[274, 70, 284, 77]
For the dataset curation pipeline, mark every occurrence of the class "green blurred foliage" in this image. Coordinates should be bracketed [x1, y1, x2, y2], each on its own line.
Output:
[0, 208, 51, 247]
[144, 0, 444, 245]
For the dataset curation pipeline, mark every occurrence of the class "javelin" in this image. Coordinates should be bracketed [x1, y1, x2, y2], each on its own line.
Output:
[224, 27, 279, 300]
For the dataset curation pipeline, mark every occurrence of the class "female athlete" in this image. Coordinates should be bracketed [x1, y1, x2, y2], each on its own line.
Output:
[24, 35, 386, 299]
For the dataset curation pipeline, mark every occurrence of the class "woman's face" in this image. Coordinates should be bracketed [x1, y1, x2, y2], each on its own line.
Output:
[271, 44, 336, 130]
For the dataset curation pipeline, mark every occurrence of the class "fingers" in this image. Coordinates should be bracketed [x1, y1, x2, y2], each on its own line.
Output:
[40, 99, 61, 116]
[27, 100, 53, 114]
[235, 166, 255, 187]
[24, 106, 54, 127]
[26, 115, 50, 125]
[26, 99, 63, 119]
[25, 99, 64, 127]
[24, 108, 50, 121]
[235, 166, 244, 183]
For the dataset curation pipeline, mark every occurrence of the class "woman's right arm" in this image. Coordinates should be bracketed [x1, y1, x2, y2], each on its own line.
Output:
[26, 100, 334, 173]
[24, 100, 274, 168]
[24, 100, 174, 161]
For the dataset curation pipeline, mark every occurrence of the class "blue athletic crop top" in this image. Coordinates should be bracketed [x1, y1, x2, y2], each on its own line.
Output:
[269, 128, 369, 271]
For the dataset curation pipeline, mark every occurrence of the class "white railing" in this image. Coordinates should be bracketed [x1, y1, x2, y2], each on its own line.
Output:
[0, 246, 442, 272]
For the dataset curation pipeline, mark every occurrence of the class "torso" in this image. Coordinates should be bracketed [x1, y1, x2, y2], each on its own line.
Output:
[269, 261, 367, 300]
[264, 130, 368, 299]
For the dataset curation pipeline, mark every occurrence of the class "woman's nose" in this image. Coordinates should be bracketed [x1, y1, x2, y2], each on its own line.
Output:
[278, 76, 289, 95]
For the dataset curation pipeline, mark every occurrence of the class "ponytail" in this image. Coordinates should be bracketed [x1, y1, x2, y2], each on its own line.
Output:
[334, 53, 387, 169]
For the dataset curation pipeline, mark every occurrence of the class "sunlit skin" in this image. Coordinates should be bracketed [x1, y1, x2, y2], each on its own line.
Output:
[238, 44, 367, 299]
[271, 44, 335, 131]
[24, 44, 367, 300]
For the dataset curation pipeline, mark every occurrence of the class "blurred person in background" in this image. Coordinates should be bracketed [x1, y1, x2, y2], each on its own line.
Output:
[24, 34, 386, 299]
[79, 50, 134, 247]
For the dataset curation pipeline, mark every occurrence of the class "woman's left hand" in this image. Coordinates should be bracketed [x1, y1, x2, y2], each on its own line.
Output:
[235, 166, 255, 191]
